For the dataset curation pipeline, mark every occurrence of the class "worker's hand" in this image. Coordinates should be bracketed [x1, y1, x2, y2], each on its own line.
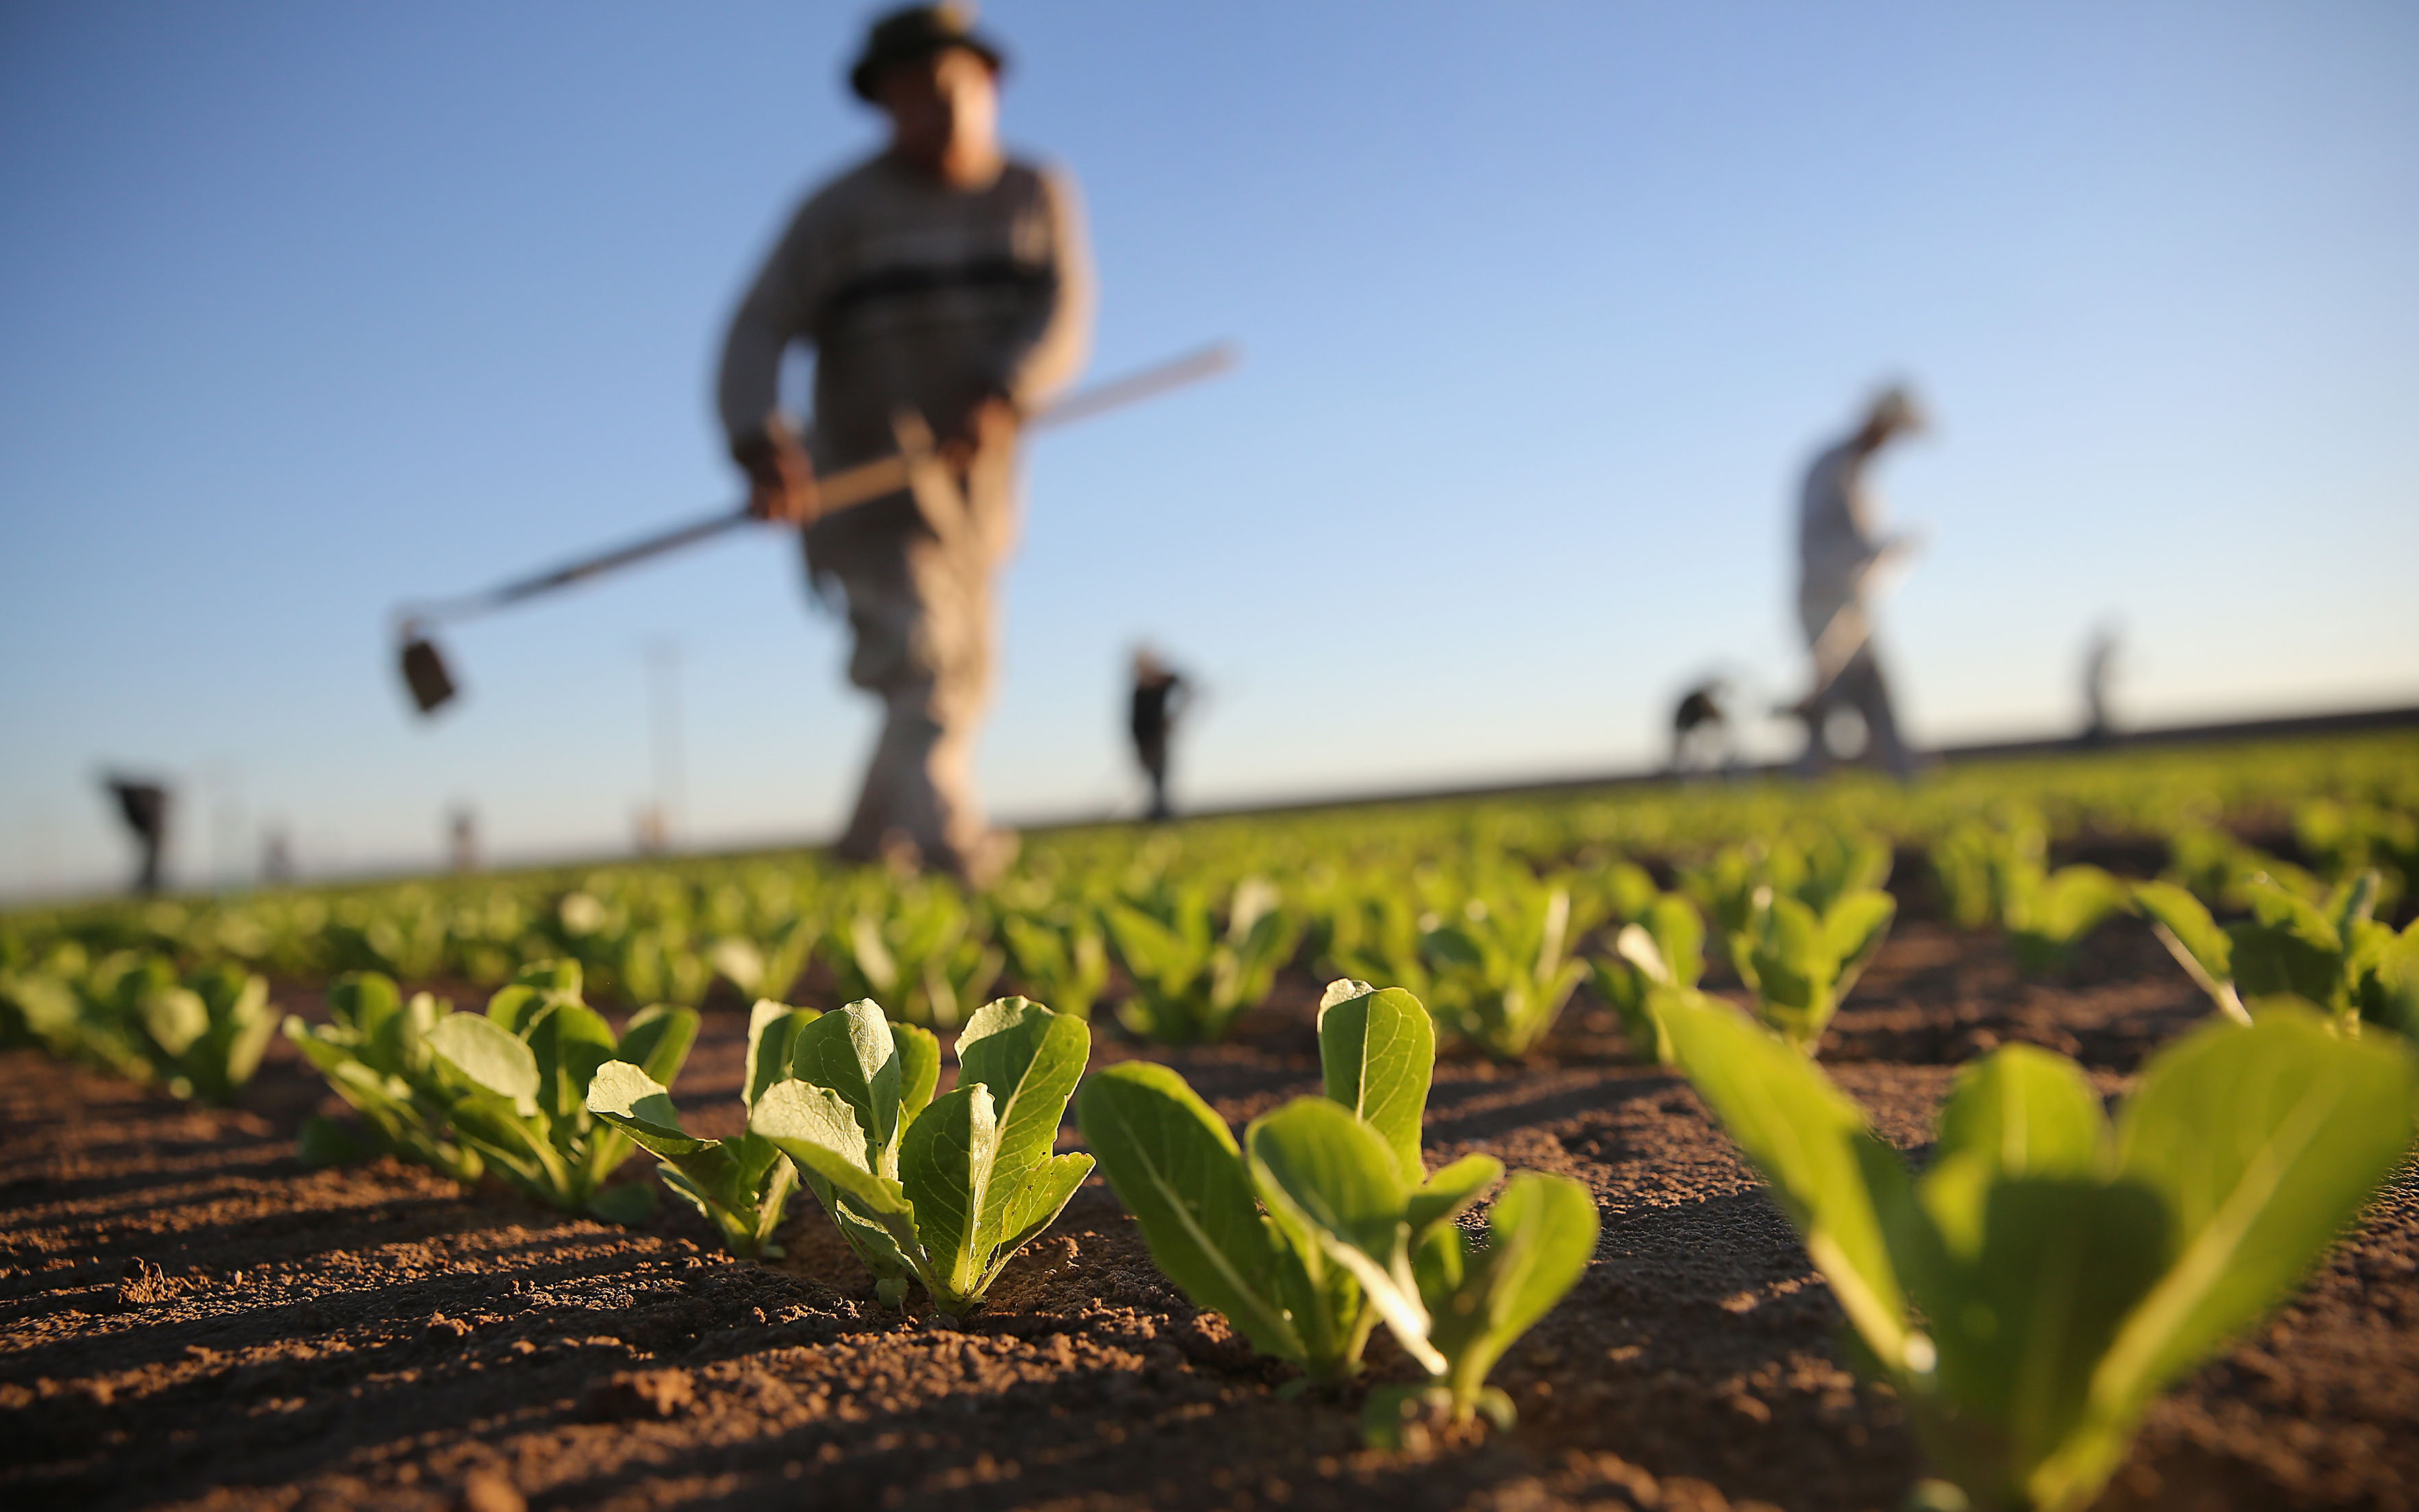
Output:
[941, 390, 1019, 471]
[738, 431, 818, 524]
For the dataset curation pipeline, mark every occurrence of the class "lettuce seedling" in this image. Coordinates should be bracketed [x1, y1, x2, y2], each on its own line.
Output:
[1590, 892, 1704, 1066]
[429, 960, 698, 1221]
[1105, 878, 1300, 1043]
[1365, 1169, 1599, 1447]
[998, 908, 1111, 1020]
[750, 996, 1093, 1318]
[828, 879, 1005, 1030]
[2002, 863, 2128, 978]
[1726, 884, 1896, 1052]
[140, 961, 278, 1103]
[1083, 979, 1594, 1427]
[286, 971, 485, 1181]
[1422, 880, 1594, 1058]
[2128, 882, 2252, 1025]
[584, 999, 820, 1257]
[1661, 994, 2419, 1512]
[2137, 871, 2406, 1035]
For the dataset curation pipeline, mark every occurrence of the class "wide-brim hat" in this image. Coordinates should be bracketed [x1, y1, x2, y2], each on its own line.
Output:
[849, 3, 1007, 102]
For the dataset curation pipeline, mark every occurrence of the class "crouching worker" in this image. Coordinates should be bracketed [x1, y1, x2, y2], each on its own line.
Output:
[717, 5, 1094, 885]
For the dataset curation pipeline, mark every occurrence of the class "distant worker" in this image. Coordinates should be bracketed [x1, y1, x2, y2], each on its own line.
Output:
[1787, 385, 1927, 780]
[717, 5, 1093, 885]
[449, 807, 481, 873]
[103, 777, 170, 895]
[1669, 678, 1732, 773]
[2081, 622, 2120, 744]
[1129, 647, 1191, 821]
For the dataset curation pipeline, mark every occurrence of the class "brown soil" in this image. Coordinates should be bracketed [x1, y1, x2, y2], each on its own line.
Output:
[5, 919, 2416, 1512]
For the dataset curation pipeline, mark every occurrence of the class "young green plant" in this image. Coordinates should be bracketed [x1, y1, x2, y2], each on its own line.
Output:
[584, 998, 820, 1257]
[750, 996, 1092, 1319]
[1421, 877, 1594, 1058]
[428, 961, 699, 1220]
[1105, 878, 1300, 1043]
[2136, 869, 2411, 1036]
[1726, 883, 1896, 1052]
[1590, 891, 1705, 1066]
[1661, 994, 2419, 1512]
[1081, 979, 1594, 1434]
[284, 971, 485, 1181]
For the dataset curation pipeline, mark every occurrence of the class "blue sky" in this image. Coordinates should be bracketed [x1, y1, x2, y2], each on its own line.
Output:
[3, 1, 2415, 895]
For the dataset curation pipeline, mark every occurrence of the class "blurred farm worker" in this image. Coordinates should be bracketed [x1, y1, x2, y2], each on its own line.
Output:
[1668, 679, 1732, 774]
[717, 4, 1093, 885]
[2081, 622, 2120, 744]
[1787, 385, 1927, 780]
[1129, 647, 1191, 821]
[103, 777, 170, 895]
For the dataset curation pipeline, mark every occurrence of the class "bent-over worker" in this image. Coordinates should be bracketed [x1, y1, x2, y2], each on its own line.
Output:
[717, 5, 1094, 884]
[1790, 385, 1925, 780]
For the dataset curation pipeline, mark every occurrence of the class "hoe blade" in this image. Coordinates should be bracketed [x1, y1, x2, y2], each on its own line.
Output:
[400, 635, 458, 715]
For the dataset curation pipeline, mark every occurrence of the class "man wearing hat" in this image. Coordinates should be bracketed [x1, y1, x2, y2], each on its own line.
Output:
[1787, 385, 1927, 778]
[718, 5, 1093, 884]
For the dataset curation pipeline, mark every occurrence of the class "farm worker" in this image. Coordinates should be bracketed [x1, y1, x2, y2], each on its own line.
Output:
[1789, 385, 1927, 780]
[717, 4, 1094, 885]
[2081, 622, 2120, 744]
[1128, 647, 1191, 822]
[103, 777, 170, 895]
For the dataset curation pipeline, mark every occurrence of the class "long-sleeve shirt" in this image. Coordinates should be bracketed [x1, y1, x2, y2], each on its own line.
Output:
[717, 151, 1094, 472]
[1796, 436, 1886, 642]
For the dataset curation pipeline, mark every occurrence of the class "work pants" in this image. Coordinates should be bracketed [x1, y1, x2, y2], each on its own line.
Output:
[810, 439, 1018, 880]
[1798, 641, 1914, 779]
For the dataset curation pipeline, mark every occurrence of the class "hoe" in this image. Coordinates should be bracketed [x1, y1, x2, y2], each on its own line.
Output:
[394, 344, 1236, 715]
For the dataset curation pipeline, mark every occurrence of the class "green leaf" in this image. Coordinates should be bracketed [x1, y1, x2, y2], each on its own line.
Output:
[1246, 1096, 1440, 1374]
[990, 1150, 1096, 1266]
[1920, 1177, 2173, 1512]
[1429, 1172, 1599, 1411]
[429, 1011, 541, 1116]
[895, 1022, 940, 1125]
[1660, 994, 1914, 1369]
[1407, 1153, 1504, 1239]
[1913, 1045, 2115, 1309]
[1077, 1062, 1303, 1363]
[1933, 1046, 2109, 1184]
[584, 1060, 716, 1157]
[749, 1078, 912, 1217]
[745, 999, 820, 1111]
[327, 972, 402, 1038]
[525, 1003, 618, 1123]
[957, 997, 1090, 1254]
[1825, 888, 1898, 998]
[618, 1004, 700, 1088]
[788, 1000, 904, 1164]
[140, 986, 209, 1058]
[587, 1181, 656, 1224]
[1317, 980, 1436, 1185]
[2088, 1009, 2419, 1431]
[2133, 881, 2246, 1022]
[1646, 894, 1706, 989]
[898, 1084, 1000, 1309]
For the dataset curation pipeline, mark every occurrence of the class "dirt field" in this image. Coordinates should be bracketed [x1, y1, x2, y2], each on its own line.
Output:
[5, 916, 2416, 1512]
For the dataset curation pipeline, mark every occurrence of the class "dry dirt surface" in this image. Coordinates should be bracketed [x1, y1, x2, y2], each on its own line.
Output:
[5, 919, 2418, 1512]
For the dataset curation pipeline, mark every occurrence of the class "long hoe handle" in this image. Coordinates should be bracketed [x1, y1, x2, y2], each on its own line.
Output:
[394, 342, 1236, 632]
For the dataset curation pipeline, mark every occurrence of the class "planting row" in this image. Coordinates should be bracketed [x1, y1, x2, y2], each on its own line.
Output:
[133, 945, 2419, 1512]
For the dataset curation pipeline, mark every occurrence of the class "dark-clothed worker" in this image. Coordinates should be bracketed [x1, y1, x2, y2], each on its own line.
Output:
[104, 777, 170, 895]
[1789, 386, 1926, 779]
[1128, 648, 1189, 821]
[1669, 679, 1730, 773]
[718, 4, 1094, 885]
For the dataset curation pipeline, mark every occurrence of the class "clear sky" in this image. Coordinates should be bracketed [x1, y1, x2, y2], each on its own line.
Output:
[4, 1, 2415, 897]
